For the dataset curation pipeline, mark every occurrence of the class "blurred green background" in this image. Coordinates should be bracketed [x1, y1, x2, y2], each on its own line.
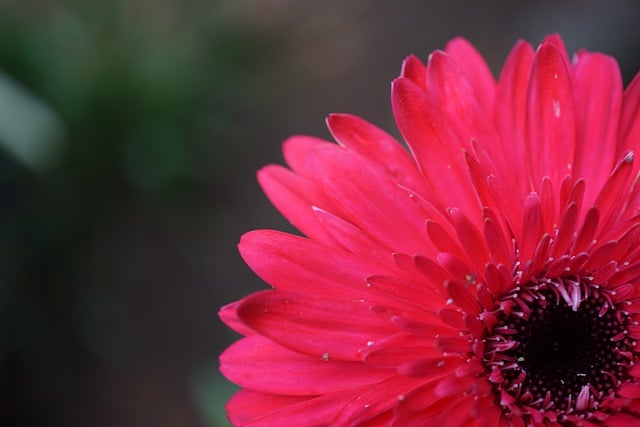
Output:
[1, 1, 639, 426]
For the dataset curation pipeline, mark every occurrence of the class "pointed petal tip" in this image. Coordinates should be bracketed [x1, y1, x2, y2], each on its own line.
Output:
[219, 300, 237, 315]
[426, 49, 448, 65]
[256, 164, 274, 182]
[220, 300, 257, 336]
[390, 77, 422, 112]
[401, 53, 422, 65]
[445, 36, 471, 48]
[281, 134, 326, 152]
[280, 134, 334, 175]
[542, 32, 562, 41]
[238, 229, 282, 256]
[390, 76, 407, 89]
[325, 112, 352, 125]
[400, 55, 428, 88]
[503, 38, 535, 61]
[238, 229, 256, 246]
[540, 33, 566, 48]
[325, 113, 347, 136]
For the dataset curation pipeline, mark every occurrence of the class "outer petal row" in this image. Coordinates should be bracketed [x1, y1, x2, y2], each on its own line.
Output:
[220, 335, 394, 395]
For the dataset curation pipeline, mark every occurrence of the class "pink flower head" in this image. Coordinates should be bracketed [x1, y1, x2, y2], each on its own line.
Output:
[220, 35, 640, 426]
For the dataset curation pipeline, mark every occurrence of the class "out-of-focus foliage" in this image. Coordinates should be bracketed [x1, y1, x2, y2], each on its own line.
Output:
[0, 1, 284, 426]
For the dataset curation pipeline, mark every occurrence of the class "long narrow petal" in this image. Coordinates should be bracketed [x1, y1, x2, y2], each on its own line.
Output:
[619, 66, 640, 158]
[494, 39, 534, 196]
[226, 390, 309, 427]
[236, 290, 395, 360]
[313, 207, 393, 261]
[445, 37, 496, 114]
[572, 51, 622, 205]
[282, 135, 329, 177]
[332, 376, 424, 426]
[258, 165, 339, 245]
[401, 54, 427, 89]
[391, 77, 480, 220]
[238, 230, 395, 302]
[619, 76, 640, 223]
[220, 335, 393, 395]
[326, 113, 427, 194]
[426, 50, 500, 166]
[238, 388, 370, 427]
[219, 301, 256, 336]
[307, 143, 435, 255]
[525, 41, 576, 191]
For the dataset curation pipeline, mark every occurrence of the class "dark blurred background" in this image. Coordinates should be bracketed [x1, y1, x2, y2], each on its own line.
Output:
[1, 1, 639, 426]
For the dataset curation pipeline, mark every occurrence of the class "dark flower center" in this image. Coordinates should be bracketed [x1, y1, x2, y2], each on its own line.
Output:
[484, 282, 631, 416]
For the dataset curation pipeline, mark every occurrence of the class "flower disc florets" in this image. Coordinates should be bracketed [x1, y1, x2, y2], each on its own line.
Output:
[483, 277, 635, 423]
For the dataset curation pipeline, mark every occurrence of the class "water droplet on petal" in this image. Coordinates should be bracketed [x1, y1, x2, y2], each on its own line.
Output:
[553, 99, 561, 118]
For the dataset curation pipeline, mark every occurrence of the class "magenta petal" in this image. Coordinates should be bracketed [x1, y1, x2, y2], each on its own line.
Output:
[219, 301, 255, 336]
[366, 275, 447, 309]
[620, 71, 640, 160]
[541, 33, 570, 64]
[235, 387, 370, 427]
[332, 376, 423, 426]
[236, 289, 395, 360]
[425, 50, 500, 166]
[220, 335, 393, 395]
[448, 207, 490, 274]
[429, 394, 477, 426]
[401, 54, 427, 89]
[364, 345, 442, 368]
[482, 215, 512, 268]
[434, 374, 474, 397]
[313, 207, 392, 261]
[519, 193, 544, 266]
[306, 143, 434, 255]
[226, 389, 309, 427]
[258, 165, 338, 245]
[525, 41, 576, 190]
[494, 40, 534, 195]
[607, 412, 640, 427]
[572, 51, 622, 204]
[426, 220, 467, 262]
[282, 135, 330, 177]
[592, 151, 634, 238]
[238, 229, 391, 300]
[444, 37, 496, 113]
[445, 280, 481, 315]
[617, 382, 640, 398]
[391, 77, 480, 220]
[326, 113, 427, 194]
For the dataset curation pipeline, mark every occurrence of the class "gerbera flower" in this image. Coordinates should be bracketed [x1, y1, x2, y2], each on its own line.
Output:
[219, 34, 640, 426]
